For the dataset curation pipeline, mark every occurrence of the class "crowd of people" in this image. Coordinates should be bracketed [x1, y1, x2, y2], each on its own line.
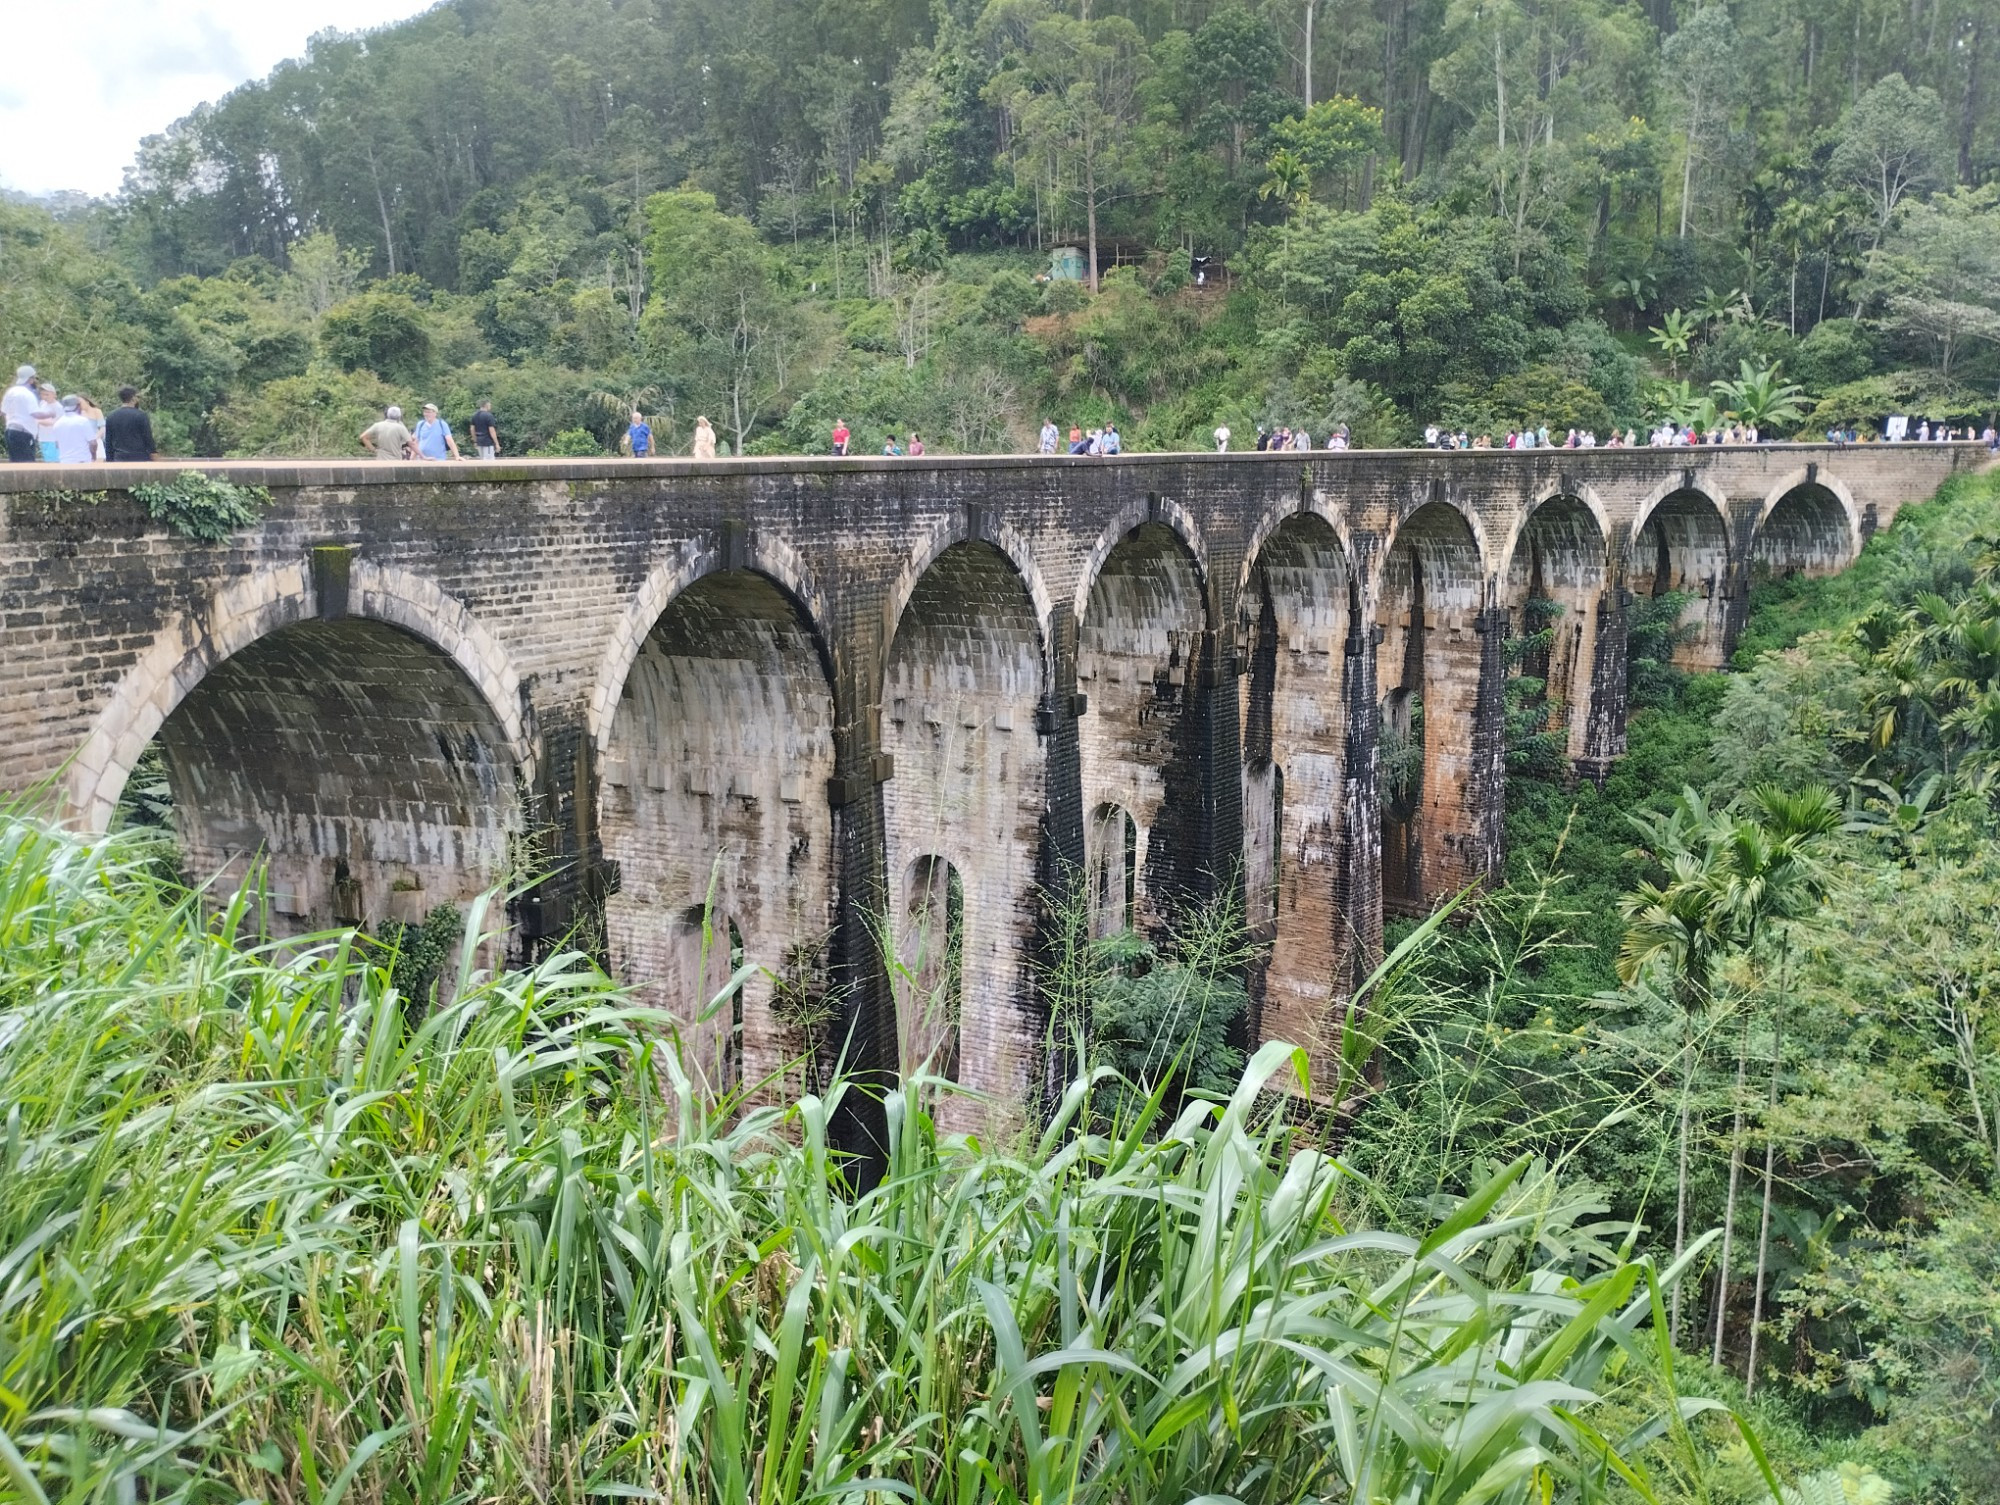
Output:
[9, 356, 1998, 465]
[2, 366, 157, 464]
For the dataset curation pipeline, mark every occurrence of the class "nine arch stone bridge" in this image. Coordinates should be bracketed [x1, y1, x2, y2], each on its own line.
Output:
[0, 445, 1978, 1110]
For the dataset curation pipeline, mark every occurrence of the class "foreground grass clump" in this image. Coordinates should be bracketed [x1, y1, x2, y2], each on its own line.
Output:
[1, 813, 1764, 1504]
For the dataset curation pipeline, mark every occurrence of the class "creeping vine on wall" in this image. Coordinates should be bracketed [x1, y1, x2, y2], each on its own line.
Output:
[128, 471, 273, 543]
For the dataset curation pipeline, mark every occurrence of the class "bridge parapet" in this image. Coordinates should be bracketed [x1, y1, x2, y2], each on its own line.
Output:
[1, 444, 1977, 1109]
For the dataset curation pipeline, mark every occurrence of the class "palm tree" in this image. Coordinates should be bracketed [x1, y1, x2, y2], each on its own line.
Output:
[1619, 789, 1730, 1344]
[1704, 788, 1840, 1376]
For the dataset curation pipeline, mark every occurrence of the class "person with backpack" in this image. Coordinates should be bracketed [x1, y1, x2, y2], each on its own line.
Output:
[413, 403, 460, 460]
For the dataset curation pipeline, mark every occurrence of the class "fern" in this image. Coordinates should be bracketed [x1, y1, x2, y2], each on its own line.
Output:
[1781, 1463, 1893, 1505]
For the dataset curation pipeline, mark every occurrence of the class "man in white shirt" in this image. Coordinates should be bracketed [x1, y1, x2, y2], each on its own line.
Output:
[1037, 419, 1058, 455]
[1213, 424, 1231, 452]
[50, 396, 101, 463]
[3, 365, 40, 462]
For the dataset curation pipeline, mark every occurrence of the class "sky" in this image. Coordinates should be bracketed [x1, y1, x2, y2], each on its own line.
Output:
[0, 0, 435, 198]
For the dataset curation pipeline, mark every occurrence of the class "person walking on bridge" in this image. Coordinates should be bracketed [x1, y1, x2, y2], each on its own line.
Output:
[468, 400, 501, 459]
[623, 410, 653, 458]
[691, 416, 717, 459]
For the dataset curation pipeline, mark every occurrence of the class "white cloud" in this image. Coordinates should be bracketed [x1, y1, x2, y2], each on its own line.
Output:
[0, 0, 436, 198]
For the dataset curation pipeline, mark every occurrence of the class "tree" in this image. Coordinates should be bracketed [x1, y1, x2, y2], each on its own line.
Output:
[1660, 6, 1745, 239]
[989, 13, 1148, 292]
[1429, 0, 1645, 262]
[1619, 788, 1731, 1344]
[1865, 185, 2000, 377]
[319, 291, 435, 384]
[1268, 96, 1385, 211]
[1831, 73, 1951, 249]
[642, 191, 818, 453]
[1706, 784, 1841, 1387]
[283, 233, 368, 324]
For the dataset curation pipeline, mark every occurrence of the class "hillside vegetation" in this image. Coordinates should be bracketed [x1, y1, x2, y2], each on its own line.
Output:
[2, 0, 1997, 456]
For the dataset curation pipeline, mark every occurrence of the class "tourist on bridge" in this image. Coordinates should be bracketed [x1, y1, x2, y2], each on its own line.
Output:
[414, 403, 460, 460]
[360, 406, 414, 460]
[468, 400, 501, 459]
[104, 388, 156, 463]
[3, 367, 41, 463]
[1213, 423, 1231, 452]
[1038, 418, 1059, 454]
[691, 416, 717, 459]
[50, 397, 101, 463]
[623, 410, 652, 458]
[831, 419, 851, 456]
[33, 384, 61, 460]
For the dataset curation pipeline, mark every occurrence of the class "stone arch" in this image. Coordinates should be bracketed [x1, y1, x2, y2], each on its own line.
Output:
[1375, 501, 1486, 912]
[1086, 804, 1138, 939]
[1072, 496, 1210, 625]
[1752, 470, 1859, 578]
[661, 903, 748, 1099]
[1629, 473, 1731, 548]
[68, 564, 533, 941]
[1235, 494, 1358, 638]
[881, 539, 1048, 1110]
[1077, 520, 1207, 931]
[1375, 493, 1492, 609]
[1627, 483, 1733, 671]
[1494, 484, 1613, 587]
[70, 562, 535, 833]
[1500, 493, 1610, 764]
[589, 531, 835, 753]
[884, 512, 1057, 682]
[598, 566, 838, 1101]
[1238, 508, 1355, 1055]
[896, 853, 964, 1082]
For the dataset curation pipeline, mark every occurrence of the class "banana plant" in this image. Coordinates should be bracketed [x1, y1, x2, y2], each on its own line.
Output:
[1709, 359, 1806, 433]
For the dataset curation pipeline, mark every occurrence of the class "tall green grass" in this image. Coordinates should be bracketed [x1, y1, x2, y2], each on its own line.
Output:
[0, 811, 1774, 1504]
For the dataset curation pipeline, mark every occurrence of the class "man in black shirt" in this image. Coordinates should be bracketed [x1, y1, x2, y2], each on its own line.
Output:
[468, 400, 501, 459]
[103, 387, 156, 463]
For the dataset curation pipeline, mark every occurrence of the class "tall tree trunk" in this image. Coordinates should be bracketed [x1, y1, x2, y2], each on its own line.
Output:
[1494, 29, 1509, 219]
[1713, 1005, 1752, 1365]
[1085, 155, 1100, 293]
[1960, 15, 1987, 186]
[1678, 80, 1701, 238]
[1746, 936, 1788, 1396]
[1672, 1010, 1695, 1345]
[1303, 0, 1315, 108]
[365, 141, 399, 277]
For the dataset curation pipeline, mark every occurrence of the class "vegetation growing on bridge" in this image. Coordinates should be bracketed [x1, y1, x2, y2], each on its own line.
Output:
[2, 0, 1997, 456]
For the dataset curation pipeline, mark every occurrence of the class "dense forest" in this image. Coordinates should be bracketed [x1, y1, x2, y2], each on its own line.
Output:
[3, 0, 1999, 455]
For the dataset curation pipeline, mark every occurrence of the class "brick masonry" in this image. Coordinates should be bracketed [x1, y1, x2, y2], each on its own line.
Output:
[0, 445, 1978, 1110]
